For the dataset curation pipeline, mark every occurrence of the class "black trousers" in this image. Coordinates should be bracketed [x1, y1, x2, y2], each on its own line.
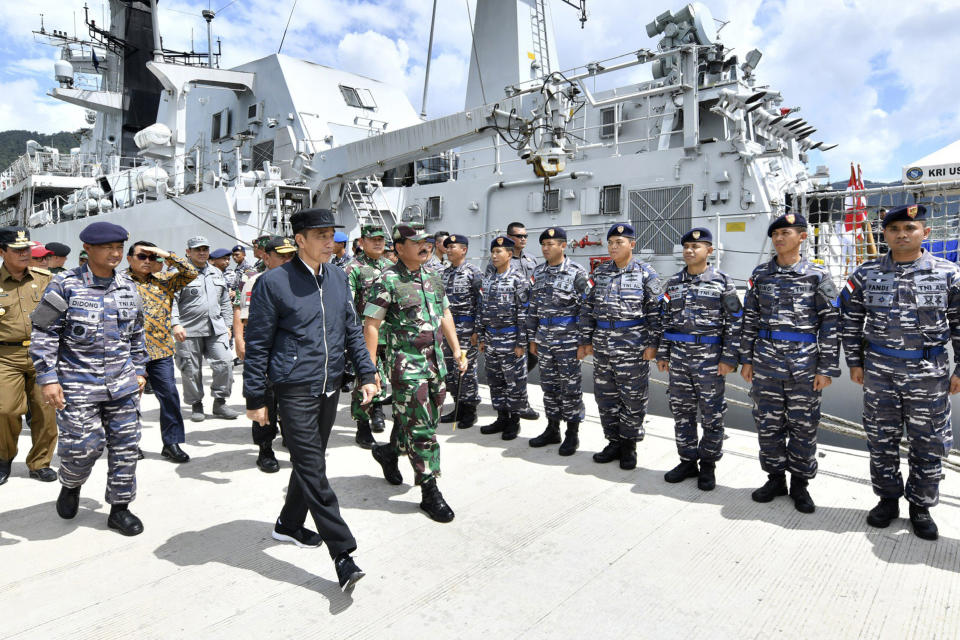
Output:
[251, 384, 278, 446]
[276, 387, 356, 559]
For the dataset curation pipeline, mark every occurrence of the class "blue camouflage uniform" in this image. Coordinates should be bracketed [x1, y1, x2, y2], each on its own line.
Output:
[527, 247, 589, 423]
[477, 238, 530, 415]
[841, 248, 960, 508]
[659, 257, 742, 462]
[579, 224, 663, 445]
[30, 263, 147, 505]
[740, 244, 840, 480]
[440, 236, 482, 409]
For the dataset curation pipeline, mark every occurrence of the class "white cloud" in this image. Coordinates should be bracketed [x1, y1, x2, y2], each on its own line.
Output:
[0, 77, 87, 133]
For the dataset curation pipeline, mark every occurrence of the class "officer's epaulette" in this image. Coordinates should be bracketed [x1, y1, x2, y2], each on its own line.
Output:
[29, 267, 51, 276]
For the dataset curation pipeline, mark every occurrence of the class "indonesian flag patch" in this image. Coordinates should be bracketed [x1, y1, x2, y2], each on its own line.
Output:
[747, 278, 754, 289]
[663, 290, 671, 303]
[844, 279, 855, 294]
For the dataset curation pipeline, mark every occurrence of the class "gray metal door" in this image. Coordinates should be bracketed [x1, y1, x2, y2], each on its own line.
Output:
[628, 185, 692, 255]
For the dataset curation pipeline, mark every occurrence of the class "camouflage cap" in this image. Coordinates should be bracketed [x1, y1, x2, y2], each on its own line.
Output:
[393, 224, 428, 243]
[361, 224, 387, 238]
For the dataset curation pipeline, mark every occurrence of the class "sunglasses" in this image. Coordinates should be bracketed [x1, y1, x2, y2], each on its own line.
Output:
[134, 253, 163, 262]
[509, 233, 528, 239]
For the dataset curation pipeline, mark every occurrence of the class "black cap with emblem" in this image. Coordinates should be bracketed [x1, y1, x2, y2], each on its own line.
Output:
[680, 227, 713, 245]
[0, 227, 32, 250]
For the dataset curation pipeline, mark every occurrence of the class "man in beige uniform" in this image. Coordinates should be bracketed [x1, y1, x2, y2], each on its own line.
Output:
[0, 227, 57, 484]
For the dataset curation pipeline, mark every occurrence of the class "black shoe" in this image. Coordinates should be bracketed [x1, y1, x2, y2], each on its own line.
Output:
[698, 460, 716, 491]
[107, 505, 144, 536]
[480, 410, 509, 435]
[161, 443, 190, 463]
[866, 497, 900, 528]
[190, 402, 205, 422]
[137, 447, 145, 460]
[372, 444, 403, 485]
[334, 553, 365, 592]
[440, 408, 458, 424]
[0, 459, 9, 485]
[619, 440, 637, 470]
[212, 399, 239, 420]
[56, 485, 80, 519]
[559, 421, 579, 456]
[341, 373, 355, 393]
[256, 444, 280, 473]
[456, 404, 478, 430]
[518, 406, 540, 420]
[355, 420, 376, 449]
[29, 467, 58, 482]
[370, 404, 386, 433]
[664, 459, 699, 484]
[501, 412, 520, 441]
[419, 477, 455, 523]
[751, 473, 788, 503]
[272, 520, 323, 548]
[789, 475, 815, 513]
[909, 504, 938, 541]
[529, 419, 561, 448]
[593, 440, 621, 464]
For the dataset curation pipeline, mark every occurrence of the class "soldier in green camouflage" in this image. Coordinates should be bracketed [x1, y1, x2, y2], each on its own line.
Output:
[363, 224, 467, 523]
[343, 224, 392, 447]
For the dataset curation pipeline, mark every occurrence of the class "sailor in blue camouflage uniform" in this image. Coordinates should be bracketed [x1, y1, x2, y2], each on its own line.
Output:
[840, 204, 960, 540]
[526, 227, 589, 455]
[657, 228, 742, 491]
[439, 234, 483, 428]
[578, 222, 663, 470]
[478, 235, 530, 440]
[740, 213, 840, 514]
[29, 221, 148, 536]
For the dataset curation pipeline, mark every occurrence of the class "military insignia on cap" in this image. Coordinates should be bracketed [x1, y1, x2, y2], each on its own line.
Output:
[907, 205, 918, 218]
[496, 237, 504, 246]
[16, 231, 26, 241]
[785, 214, 796, 224]
[450, 235, 457, 243]
[548, 228, 555, 237]
[692, 230, 701, 239]
[617, 225, 624, 233]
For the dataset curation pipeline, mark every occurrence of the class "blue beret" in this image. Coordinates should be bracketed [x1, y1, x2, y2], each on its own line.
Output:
[333, 231, 349, 243]
[680, 227, 712, 245]
[881, 204, 927, 229]
[766, 213, 807, 237]
[539, 227, 567, 243]
[490, 235, 516, 250]
[79, 221, 128, 245]
[606, 222, 635, 240]
[231, 245, 245, 252]
[209, 248, 231, 259]
[444, 234, 468, 248]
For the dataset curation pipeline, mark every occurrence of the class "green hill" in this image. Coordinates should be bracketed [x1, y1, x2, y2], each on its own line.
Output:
[0, 130, 82, 170]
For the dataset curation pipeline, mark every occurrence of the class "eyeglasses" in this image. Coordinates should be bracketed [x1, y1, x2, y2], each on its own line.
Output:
[134, 253, 162, 262]
[509, 233, 528, 239]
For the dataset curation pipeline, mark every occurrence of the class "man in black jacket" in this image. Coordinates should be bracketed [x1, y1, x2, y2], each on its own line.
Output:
[243, 208, 378, 592]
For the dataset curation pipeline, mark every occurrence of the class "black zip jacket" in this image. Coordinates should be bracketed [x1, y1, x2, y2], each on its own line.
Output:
[243, 257, 376, 409]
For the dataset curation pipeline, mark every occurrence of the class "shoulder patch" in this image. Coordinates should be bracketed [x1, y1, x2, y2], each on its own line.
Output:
[30, 267, 51, 276]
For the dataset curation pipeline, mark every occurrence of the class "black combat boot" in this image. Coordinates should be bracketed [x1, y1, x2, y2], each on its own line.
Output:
[593, 440, 621, 463]
[909, 504, 938, 541]
[370, 404, 386, 433]
[751, 473, 788, 503]
[518, 405, 540, 420]
[501, 412, 520, 441]
[559, 421, 580, 456]
[457, 403, 478, 429]
[372, 444, 403, 485]
[419, 477, 455, 523]
[698, 460, 716, 491]
[480, 410, 509, 435]
[789, 475, 815, 513]
[664, 459, 699, 484]
[56, 485, 80, 519]
[529, 419, 561, 448]
[440, 407, 458, 424]
[355, 419, 376, 449]
[107, 503, 144, 536]
[619, 440, 637, 470]
[866, 497, 900, 528]
[256, 443, 280, 473]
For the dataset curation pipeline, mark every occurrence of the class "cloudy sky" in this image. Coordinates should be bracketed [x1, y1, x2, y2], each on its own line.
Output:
[2, 0, 958, 182]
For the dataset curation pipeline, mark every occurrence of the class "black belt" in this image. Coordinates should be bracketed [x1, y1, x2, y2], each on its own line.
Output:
[0, 340, 30, 347]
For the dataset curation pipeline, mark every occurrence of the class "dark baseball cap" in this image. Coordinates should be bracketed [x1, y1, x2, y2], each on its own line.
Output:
[290, 208, 343, 234]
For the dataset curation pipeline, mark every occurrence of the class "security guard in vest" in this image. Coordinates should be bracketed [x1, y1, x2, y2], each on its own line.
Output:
[0, 227, 57, 485]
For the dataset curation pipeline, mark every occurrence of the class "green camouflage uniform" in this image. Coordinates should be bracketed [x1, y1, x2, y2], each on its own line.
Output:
[364, 260, 449, 484]
[345, 250, 392, 421]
